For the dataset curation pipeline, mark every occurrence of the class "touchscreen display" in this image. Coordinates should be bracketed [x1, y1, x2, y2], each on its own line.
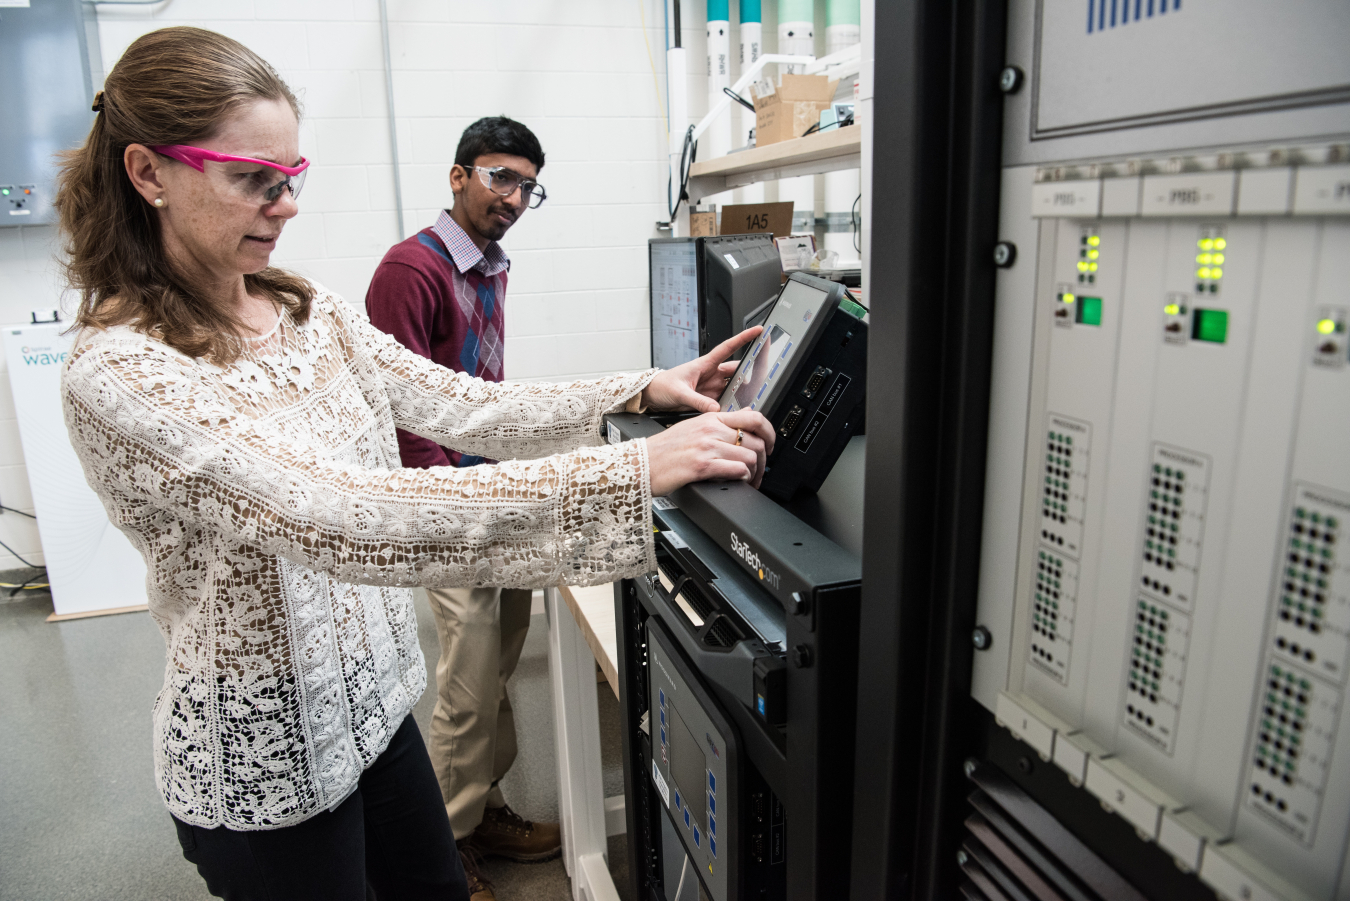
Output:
[722, 323, 796, 413]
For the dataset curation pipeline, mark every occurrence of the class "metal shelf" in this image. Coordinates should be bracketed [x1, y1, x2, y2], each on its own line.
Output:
[686, 125, 863, 202]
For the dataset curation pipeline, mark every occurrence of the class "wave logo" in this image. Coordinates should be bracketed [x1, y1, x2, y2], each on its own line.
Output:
[20, 346, 67, 366]
[729, 531, 781, 590]
[1087, 0, 1181, 34]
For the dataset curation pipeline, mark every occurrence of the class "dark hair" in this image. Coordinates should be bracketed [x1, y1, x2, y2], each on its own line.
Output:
[454, 117, 545, 172]
[55, 26, 314, 364]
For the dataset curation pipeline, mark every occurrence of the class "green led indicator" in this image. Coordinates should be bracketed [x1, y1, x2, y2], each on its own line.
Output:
[1076, 296, 1103, 327]
[0, 189, 9, 196]
[1192, 308, 1229, 344]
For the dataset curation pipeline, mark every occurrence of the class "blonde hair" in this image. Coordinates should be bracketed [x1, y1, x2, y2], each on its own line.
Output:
[55, 26, 315, 363]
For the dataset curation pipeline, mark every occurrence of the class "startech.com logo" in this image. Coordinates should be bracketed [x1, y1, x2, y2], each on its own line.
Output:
[729, 531, 780, 590]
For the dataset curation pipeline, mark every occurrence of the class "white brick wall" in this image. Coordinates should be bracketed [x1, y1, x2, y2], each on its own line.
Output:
[0, 0, 713, 568]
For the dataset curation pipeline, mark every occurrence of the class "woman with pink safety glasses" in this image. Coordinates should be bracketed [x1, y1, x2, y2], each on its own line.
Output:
[53, 25, 771, 901]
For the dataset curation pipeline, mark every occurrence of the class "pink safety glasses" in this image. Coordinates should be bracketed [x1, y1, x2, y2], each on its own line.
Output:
[152, 144, 310, 203]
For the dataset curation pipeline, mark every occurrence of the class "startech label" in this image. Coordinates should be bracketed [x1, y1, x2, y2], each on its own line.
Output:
[729, 531, 780, 590]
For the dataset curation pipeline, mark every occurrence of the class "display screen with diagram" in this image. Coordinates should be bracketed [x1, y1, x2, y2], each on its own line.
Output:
[649, 239, 700, 370]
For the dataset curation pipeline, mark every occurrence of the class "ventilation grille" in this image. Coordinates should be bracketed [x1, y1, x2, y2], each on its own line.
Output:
[959, 763, 1150, 901]
[705, 616, 745, 648]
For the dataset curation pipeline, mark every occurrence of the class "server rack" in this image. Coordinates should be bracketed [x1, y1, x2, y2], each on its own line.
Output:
[853, 3, 1350, 901]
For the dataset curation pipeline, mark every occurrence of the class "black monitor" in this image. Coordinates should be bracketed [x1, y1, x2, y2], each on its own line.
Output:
[649, 235, 783, 369]
[697, 234, 781, 356]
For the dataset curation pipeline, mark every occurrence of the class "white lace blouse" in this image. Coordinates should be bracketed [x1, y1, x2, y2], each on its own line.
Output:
[61, 286, 658, 830]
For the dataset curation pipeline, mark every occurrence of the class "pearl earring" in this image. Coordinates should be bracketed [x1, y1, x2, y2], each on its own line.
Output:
[154, 197, 165, 208]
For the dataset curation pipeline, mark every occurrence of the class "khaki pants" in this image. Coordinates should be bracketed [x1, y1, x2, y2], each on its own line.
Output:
[424, 585, 534, 838]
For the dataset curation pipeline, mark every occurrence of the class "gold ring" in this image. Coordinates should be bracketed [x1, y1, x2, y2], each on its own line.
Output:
[735, 429, 743, 447]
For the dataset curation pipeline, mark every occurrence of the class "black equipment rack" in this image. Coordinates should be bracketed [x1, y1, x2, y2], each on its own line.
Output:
[607, 413, 864, 901]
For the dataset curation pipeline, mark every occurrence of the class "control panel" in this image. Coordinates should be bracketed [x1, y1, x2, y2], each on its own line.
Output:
[974, 165, 1350, 901]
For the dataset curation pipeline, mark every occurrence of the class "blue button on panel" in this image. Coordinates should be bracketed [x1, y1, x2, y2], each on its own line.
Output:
[708, 771, 716, 793]
[693, 825, 701, 848]
[674, 790, 681, 811]
[709, 814, 716, 836]
[659, 689, 666, 707]
[710, 837, 717, 858]
[660, 727, 666, 745]
[660, 709, 666, 725]
[757, 695, 766, 716]
[684, 808, 691, 827]
[708, 794, 716, 815]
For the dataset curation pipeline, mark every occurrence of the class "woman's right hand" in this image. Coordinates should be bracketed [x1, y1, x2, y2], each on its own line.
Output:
[646, 410, 776, 497]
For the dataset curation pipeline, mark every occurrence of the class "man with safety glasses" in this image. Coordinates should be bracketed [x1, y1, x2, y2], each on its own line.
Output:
[366, 116, 553, 901]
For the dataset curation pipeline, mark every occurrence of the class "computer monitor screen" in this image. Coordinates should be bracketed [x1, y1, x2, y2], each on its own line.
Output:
[650, 240, 699, 369]
[700, 235, 781, 355]
[720, 278, 834, 414]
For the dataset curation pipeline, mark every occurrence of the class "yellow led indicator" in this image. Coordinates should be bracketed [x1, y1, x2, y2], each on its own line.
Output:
[1317, 318, 1337, 335]
[1213, 253, 1224, 265]
[1198, 267, 1212, 279]
[1199, 238, 1214, 250]
[1165, 303, 1181, 316]
[1087, 235, 1100, 247]
[1077, 261, 1089, 272]
[1088, 262, 1098, 272]
[1088, 249, 1099, 260]
[1211, 267, 1223, 279]
[1215, 238, 1227, 249]
[1063, 293, 1076, 304]
[1197, 253, 1211, 264]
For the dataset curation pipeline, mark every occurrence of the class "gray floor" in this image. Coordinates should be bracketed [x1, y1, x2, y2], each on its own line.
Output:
[0, 571, 634, 901]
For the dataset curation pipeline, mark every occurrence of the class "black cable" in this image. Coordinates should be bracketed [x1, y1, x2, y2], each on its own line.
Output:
[668, 125, 697, 220]
[723, 87, 755, 112]
[0, 505, 36, 519]
[0, 537, 41, 570]
[852, 192, 862, 254]
[9, 570, 47, 598]
[800, 111, 854, 139]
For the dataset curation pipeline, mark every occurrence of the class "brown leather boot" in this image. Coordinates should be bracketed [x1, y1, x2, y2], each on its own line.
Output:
[470, 804, 562, 863]
[457, 840, 496, 901]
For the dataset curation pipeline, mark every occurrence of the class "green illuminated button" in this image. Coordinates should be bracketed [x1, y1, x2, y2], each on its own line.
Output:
[1191, 308, 1229, 344]
[1076, 296, 1103, 326]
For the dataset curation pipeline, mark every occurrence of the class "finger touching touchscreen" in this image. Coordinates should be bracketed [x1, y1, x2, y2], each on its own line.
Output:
[725, 324, 796, 412]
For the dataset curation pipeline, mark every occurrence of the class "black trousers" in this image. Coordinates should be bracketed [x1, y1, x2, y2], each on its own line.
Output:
[173, 715, 470, 901]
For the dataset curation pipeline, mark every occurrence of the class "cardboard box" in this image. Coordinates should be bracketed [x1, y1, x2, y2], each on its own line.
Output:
[688, 209, 718, 236]
[753, 74, 839, 147]
[719, 201, 794, 239]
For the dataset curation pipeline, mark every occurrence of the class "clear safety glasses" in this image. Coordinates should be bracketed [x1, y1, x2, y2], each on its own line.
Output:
[152, 144, 310, 204]
[473, 165, 547, 209]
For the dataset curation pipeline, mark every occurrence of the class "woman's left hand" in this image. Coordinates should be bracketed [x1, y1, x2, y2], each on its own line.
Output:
[641, 326, 762, 413]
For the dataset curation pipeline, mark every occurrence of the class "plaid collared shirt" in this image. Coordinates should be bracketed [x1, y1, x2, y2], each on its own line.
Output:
[366, 209, 513, 468]
[431, 210, 510, 277]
